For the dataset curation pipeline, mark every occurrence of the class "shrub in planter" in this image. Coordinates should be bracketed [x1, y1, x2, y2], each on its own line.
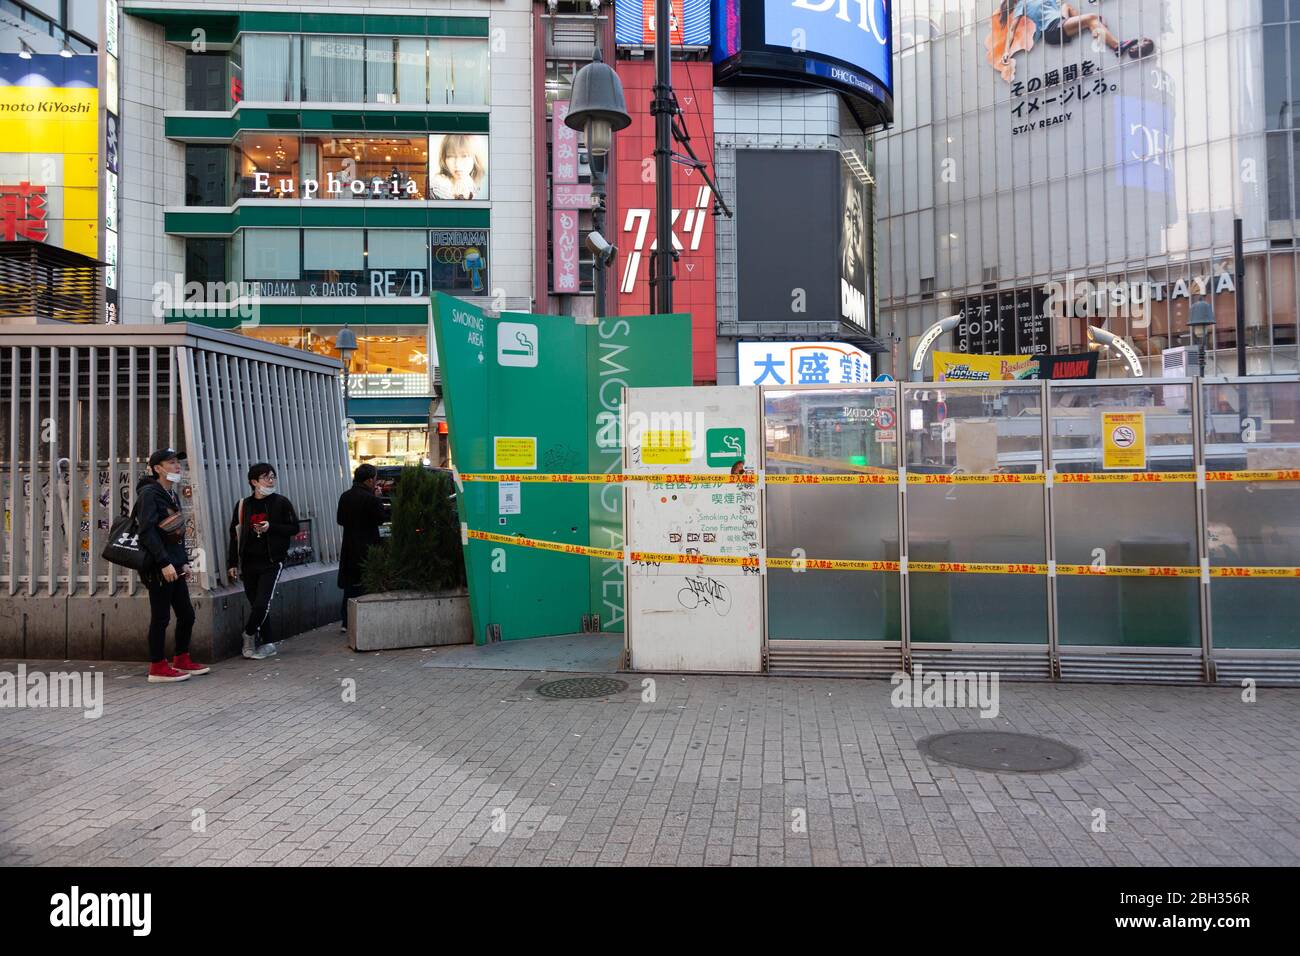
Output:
[361, 467, 465, 594]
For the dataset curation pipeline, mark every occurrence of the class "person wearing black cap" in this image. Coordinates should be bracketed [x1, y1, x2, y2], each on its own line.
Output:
[336, 463, 389, 634]
[227, 462, 299, 659]
[137, 448, 210, 683]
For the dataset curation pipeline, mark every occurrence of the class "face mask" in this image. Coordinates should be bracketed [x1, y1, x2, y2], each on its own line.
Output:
[256, 482, 275, 497]
[165, 470, 183, 484]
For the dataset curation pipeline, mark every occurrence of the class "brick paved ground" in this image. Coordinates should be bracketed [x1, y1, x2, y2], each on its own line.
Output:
[2, 628, 1298, 866]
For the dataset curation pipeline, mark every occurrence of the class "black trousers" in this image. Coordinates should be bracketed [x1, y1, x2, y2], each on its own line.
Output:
[340, 583, 365, 627]
[146, 577, 195, 663]
[241, 562, 284, 646]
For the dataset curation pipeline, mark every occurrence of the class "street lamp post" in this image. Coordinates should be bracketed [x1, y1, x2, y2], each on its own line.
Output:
[1188, 300, 1216, 378]
[334, 326, 358, 399]
[564, 48, 630, 319]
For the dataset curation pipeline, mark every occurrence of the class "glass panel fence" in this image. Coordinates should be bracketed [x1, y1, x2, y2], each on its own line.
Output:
[902, 382, 1047, 644]
[1202, 378, 1300, 650]
[1049, 380, 1200, 648]
[763, 386, 900, 641]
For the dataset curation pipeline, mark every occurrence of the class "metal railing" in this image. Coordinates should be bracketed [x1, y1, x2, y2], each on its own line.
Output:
[0, 324, 349, 597]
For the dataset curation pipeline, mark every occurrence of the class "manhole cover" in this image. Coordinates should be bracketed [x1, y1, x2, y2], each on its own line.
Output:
[535, 677, 629, 699]
[918, 731, 1081, 773]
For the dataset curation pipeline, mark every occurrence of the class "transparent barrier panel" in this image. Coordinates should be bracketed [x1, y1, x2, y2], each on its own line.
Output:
[1049, 381, 1199, 648]
[764, 387, 900, 641]
[902, 382, 1047, 644]
[1203, 379, 1300, 650]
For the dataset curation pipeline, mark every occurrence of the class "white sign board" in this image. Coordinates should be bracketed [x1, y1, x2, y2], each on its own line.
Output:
[624, 385, 763, 673]
[737, 341, 872, 387]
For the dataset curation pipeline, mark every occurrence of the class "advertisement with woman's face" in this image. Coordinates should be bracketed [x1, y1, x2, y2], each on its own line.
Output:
[428, 134, 489, 201]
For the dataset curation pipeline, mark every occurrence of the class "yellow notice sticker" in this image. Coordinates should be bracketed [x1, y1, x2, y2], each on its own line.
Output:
[641, 430, 692, 465]
[1102, 412, 1146, 470]
[493, 436, 537, 470]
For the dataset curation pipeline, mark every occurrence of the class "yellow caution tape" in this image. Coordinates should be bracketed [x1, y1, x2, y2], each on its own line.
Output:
[466, 531, 1300, 580]
[907, 474, 1045, 485]
[458, 472, 757, 484]
[766, 473, 898, 485]
[1209, 566, 1300, 578]
[1056, 564, 1200, 577]
[628, 551, 761, 568]
[1205, 470, 1300, 482]
[768, 557, 900, 571]
[1055, 472, 1196, 483]
[910, 561, 1047, 574]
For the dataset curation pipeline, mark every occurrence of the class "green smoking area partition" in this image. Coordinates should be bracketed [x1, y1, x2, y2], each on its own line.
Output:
[431, 293, 691, 643]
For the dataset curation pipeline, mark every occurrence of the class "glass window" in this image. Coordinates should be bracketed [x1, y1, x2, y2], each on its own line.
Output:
[304, 35, 365, 102]
[185, 238, 227, 286]
[348, 327, 432, 396]
[243, 34, 300, 102]
[185, 144, 229, 206]
[304, 228, 366, 290]
[429, 38, 489, 106]
[396, 37, 427, 106]
[297, 134, 429, 200]
[244, 229, 300, 280]
[365, 37, 397, 104]
[1267, 132, 1293, 221]
[368, 229, 427, 270]
[304, 228, 364, 270]
[234, 132, 301, 199]
[184, 52, 227, 111]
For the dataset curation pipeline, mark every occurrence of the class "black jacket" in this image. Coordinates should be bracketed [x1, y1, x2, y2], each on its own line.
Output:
[227, 492, 299, 573]
[135, 474, 188, 573]
[337, 483, 388, 587]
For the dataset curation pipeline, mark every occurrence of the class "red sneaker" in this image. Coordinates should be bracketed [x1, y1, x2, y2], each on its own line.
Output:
[172, 653, 211, 676]
[147, 661, 191, 683]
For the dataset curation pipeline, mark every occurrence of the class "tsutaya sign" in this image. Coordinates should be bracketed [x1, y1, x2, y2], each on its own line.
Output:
[1045, 269, 1237, 318]
[251, 171, 419, 198]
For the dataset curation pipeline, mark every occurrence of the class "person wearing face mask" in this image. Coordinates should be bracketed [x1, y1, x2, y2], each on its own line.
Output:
[226, 462, 300, 660]
[137, 448, 209, 682]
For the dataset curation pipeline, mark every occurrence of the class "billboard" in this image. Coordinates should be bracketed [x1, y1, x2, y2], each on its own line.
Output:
[615, 0, 711, 46]
[713, 0, 892, 121]
[737, 340, 871, 385]
[735, 149, 839, 324]
[614, 60, 717, 382]
[839, 155, 869, 332]
[0, 54, 98, 259]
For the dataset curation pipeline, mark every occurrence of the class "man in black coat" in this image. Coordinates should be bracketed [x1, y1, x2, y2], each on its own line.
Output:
[227, 462, 299, 659]
[137, 448, 210, 682]
[336, 463, 389, 632]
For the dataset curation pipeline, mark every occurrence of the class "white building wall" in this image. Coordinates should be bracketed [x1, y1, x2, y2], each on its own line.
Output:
[120, 15, 185, 325]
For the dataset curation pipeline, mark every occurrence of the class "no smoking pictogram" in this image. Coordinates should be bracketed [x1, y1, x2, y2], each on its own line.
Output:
[1111, 425, 1136, 448]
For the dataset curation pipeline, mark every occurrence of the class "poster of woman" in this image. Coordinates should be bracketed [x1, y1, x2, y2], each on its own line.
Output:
[428, 134, 489, 200]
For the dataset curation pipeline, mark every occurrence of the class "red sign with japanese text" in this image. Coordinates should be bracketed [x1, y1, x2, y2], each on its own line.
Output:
[0, 181, 49, 242]
[613, 60, 716, 383]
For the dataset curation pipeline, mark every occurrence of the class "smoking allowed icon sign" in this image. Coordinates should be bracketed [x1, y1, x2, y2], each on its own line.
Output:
[497, 322, 538, 368]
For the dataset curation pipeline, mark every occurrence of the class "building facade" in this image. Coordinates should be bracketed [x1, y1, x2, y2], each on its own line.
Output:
[875, 0, 1300, 378]
[117, 0, 534, 465]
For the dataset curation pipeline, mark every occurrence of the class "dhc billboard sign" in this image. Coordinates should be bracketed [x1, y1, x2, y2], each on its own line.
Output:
[714, 0, 893, 123]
